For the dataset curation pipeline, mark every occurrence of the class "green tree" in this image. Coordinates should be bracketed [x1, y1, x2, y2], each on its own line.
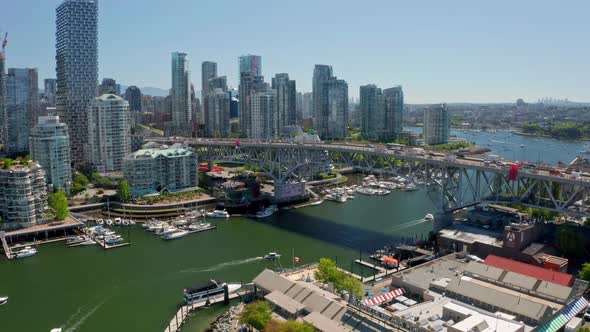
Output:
[264, 320, 315, 332]
[239, 301, 273, 330]
[580, 263, 590, 282]
[48, 190, 69, 220]
[578, 328, 590, 332]
[118, 180, 132, 202]
[73, 173, 89, 187]
[314, 258, 365, 297]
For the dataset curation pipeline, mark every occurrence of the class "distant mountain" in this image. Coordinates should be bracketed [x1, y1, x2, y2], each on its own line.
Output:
[119, 85, 169, 97]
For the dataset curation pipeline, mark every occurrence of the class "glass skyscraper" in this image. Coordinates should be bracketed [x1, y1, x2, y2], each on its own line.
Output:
[56, 0, 99, 165]
[6, 68, 39, 154]
[238, 55, 264, 138]
[171, 52, 191, 136]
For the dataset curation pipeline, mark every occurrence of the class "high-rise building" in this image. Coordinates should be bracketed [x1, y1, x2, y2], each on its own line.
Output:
[204, 88, 231, 138]
[423, 103, 450, 145]
[125, 86, 142, 112]
[86, 94, 131, 173]
[44, 79, 57, 107]
[171, 52, 191, 136]
[5, 68, 39, 154]
[302, 92, 313, 120]
[98, 78, 120, 96]
[56, 0, 99, 165]
[312, 65, 335, 139]
[123, 143, 197, 196]
[201, 61, 217, 102]
[209, 76, 228, 92]
[295, 92, 303, 125]
[360, 84, 383, 141]
[251, 90, 277, 139]
[324, 78, 348, 139]
[29, 116, 72, 192]
[230, 90, 239, 119]
[0, 44, 6, 146]
[272, 73, 297, 129]
[239, 55, 263, 138]
[382, 86, 404, 141]
[0, 160, 48, 228]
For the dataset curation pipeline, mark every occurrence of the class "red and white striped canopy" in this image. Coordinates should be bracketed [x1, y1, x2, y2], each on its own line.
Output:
[362, 288, 404, 306]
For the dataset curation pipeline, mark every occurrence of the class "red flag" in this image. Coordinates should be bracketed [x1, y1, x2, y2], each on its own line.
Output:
[235, 139, 240, 147]
[294, 257, 301, 263]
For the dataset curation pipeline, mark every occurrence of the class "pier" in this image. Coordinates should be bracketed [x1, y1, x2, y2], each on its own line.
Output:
[163, 290, 251, 332]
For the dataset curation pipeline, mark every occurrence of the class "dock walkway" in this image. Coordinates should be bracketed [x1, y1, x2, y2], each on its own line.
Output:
[1, 234, 12, 260]
[163, 291, 248, 332]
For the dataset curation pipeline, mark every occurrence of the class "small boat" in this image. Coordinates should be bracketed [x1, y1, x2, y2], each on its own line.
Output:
[15, 246, 37, 259]
[78, 239, 97, 246]
[97, 219, 104, 225]
[114, 218, 122, 226]
[309, 199, 324, 206]
[162, 230, 189, 240]
[264, 252, 281, 260]
[156, 226, 179, 236]
[581, 150, 590, 154]
[66, 235, 88, 245]
[183, 280, 242, 304]
[122, 220, 130, 226]
[0, 296, 7, 306]
[105, 235, 123, 245]
[256, 205, 278, 218]
[105, 219, 113, 226]
[50, 329, 62, 332]
[425, 214, 434, 221]
[129, 219, 136, 225]
[206, 210, 230, 218]
[520, 144, 525, 148]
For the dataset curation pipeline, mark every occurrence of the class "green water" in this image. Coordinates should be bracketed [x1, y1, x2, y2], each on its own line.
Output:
[0, 192, 434, 332]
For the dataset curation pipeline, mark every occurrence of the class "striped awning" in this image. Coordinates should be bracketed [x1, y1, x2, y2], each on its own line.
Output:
[362, 288, 404, 307]
[536, 296, 589, 332]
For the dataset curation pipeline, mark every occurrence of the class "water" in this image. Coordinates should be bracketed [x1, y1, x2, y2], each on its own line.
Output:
[0, 130, 577, 331]
[0, 193, 434, 332]
[405, 126, 590, 164]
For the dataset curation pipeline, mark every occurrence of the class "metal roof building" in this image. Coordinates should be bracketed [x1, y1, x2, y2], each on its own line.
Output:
[483, 255, 574, 287]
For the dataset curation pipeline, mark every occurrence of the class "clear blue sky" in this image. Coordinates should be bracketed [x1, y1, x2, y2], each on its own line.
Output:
[2, 0, 589, 103]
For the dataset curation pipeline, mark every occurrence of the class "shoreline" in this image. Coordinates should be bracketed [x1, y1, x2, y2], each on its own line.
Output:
[512, 131, 590, 142]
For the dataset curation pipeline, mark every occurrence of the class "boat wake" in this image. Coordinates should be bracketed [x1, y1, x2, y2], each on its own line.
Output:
[180, 257, 264, 273]
[61, 298, 108, 332]
[390, 218, 428, 232]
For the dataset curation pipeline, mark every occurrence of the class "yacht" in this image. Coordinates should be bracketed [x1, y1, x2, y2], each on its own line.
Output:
[156, 226, 179, 236]
[105, 235, 123, 245]
[183, 280, 242, 304]
[162, 230, 189, 240]
[15, 246, 37, 259]
[264, 252, 281, 260]
[105, 219, 113, 226]
[256, 205, 279, 218]
[425, 214, 435, 221]
[0, 296, 7, 306]
[206, 210, 230, 218]
[114, 218, 122, 226]
[66, 235, 88, 245]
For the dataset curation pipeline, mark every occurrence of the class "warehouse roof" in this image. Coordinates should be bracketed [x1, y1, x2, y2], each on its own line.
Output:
[484, 255, 574, 287]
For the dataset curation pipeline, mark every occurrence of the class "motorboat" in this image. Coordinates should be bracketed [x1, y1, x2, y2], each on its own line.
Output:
[15, 246, 37, 259]
[264, 252, 281, 260]
[105, 219, 113, 226]
[66, 235, 88, 245]
[78, 239, 97, 246]
[0, 296, 7, 306]
[183, 280, 241, 304]
[122, 219, 130, 226]
[129, 219, 136, 225]
[309, 199, 324, 206]
[50, 329, 62, 332]
[173, 219, 189, 226]
[162, 230, 189, 240]
[187, 223, 211, 231]
[206, 210, 230, 218]
[156, 226, 179, 236]
[105, 235, 123, 245]
[97, 219, 104, 225]
[114, 218, 122, 226]
[425, 214, 435, 221]
[256, 205, 279, 218]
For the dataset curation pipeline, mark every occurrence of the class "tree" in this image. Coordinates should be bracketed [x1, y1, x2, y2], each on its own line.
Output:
[239, 301, 273, 330]
[578, 328, 590, 332]
[264, 320, 315, 332]
[580, 263, 590, 282]
[314, 258, 365, 298]
[48, 190, 69, 220]
[118, 180, 132, 203]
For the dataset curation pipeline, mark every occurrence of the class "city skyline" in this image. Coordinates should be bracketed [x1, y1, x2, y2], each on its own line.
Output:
[1, 0, 589, 103]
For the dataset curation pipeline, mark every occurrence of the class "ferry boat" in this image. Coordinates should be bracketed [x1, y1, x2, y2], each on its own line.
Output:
[264, 252, 281, 260]
[0, 296, 7, 306]
[15, 246, 37, 259]
[206, 210, 230, 218]
[183, 280, 242, 304]
[162, 230, 189, 240]
[256, 205, 279, 218]
[425, 214, 434, 221]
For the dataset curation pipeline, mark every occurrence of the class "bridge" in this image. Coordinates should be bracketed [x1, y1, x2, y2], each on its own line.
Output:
[148, 138, 590, 217]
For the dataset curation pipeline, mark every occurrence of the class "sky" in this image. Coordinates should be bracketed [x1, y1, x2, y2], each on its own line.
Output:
[2, 0, 589, 103]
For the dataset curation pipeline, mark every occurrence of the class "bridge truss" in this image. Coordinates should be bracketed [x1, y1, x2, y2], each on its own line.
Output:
[196, 142, 590, 217]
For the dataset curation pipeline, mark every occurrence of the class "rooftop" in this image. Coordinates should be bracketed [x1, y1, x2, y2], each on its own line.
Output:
[125, 143, 193, 160]
[484, 255, 574, 287]
[438, 224, 503, 247]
